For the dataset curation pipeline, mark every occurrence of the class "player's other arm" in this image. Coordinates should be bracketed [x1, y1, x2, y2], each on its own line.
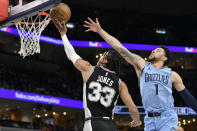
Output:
[83, 18, 146, 78]
[172, 71, 197, 112]
[52, 19, 92, 73]
[119, 81, 141, 127]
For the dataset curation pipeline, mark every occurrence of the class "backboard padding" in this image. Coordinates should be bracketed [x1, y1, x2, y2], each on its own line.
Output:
[0, 0, 61, 28]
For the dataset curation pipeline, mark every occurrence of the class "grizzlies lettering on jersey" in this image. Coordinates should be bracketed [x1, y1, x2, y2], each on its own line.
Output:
[140, 62, 174, 112]
[83, 66, 120, 118]
[145, 73, 169, 85]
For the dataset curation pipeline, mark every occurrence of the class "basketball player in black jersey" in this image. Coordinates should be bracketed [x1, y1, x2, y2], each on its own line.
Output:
[52, 19, 141, 131]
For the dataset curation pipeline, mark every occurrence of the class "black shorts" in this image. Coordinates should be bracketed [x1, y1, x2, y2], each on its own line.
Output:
[83, 118, 117, 131]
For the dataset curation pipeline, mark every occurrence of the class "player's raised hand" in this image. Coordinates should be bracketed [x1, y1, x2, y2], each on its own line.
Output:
[130, 120, 142, 127]
[52, 19, 67, 36]
[83, 17, 101, 33]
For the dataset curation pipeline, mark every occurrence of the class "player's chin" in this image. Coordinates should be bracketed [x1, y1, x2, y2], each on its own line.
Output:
[149, 55, 156, 60]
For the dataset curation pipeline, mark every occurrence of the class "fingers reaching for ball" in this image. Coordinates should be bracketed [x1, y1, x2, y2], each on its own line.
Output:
[52, 19, 67, 36]
[83, 17, 102, 33]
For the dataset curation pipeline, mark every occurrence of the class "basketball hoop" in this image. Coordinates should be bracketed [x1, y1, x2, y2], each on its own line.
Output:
[15, 12, 50, 58]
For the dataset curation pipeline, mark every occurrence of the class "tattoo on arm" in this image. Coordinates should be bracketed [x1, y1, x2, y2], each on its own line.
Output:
[119, 47, 137, 64]
[119, 47, 145, 72]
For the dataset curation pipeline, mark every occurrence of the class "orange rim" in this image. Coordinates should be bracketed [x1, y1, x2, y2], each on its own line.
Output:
[16, 12, 50, 25]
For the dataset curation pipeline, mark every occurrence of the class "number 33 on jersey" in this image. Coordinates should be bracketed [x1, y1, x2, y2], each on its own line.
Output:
[84, 66, 120, 117]
[88, 81, 115, 107]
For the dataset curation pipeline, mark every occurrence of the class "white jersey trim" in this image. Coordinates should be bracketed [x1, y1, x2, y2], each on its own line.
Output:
[83, 83, 92, 131]
[83, 84, 92, 118]
[112, 95, 119, 118]
[83, 120, 92, 131]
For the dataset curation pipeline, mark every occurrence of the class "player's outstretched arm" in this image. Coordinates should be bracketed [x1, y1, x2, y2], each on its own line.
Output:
[119, 81, 141, 127]
[172, 71, 197, 112]
[83, 17, 146, 77]
[52, 19, 92, 74]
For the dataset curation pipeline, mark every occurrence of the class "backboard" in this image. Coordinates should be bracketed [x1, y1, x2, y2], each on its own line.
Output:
[0, 0, 61, 28]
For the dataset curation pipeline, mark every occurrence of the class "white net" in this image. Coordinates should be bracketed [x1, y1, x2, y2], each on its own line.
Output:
[15, 13, 51, 58]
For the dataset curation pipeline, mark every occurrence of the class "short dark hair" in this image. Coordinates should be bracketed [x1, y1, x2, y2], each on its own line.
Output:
[104, 50, 125, 77]
[158, 46, 170, 66]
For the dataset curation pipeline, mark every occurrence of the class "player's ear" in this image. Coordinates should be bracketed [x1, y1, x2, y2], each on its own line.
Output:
[162, 56, 167, 62]
[103, 58, 108, 63]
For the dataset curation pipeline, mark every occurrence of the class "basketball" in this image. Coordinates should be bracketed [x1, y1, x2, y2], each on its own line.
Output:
[50, 3, 71, 23]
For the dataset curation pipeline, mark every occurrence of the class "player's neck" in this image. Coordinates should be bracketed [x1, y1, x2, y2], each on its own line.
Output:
[151, 61, 164, 69]
[98, 65, 115, 73]
[97, 63, 105, 67]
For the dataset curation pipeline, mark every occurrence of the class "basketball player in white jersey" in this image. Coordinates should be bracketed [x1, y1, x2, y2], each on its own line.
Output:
[52, 19, 141, 131]
[83, 17, 197, 131]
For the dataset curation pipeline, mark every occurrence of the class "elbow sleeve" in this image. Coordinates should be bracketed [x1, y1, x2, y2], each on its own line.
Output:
[61, 35, 81, 64]
[179, 88, 197, 113]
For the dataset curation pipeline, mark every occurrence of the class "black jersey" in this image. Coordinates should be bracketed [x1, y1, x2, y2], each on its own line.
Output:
[83, 66, 120, 118]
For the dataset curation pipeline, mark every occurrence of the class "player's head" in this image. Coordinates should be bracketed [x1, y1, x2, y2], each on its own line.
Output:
[97, 50, 124, 76]
[148, 46, 170, 66]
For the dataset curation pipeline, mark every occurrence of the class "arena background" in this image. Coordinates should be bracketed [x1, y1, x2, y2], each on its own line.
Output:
[0, 0, 196, 130]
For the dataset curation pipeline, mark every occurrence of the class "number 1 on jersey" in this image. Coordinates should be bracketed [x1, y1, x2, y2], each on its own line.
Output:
[155, 84, 158, 95]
